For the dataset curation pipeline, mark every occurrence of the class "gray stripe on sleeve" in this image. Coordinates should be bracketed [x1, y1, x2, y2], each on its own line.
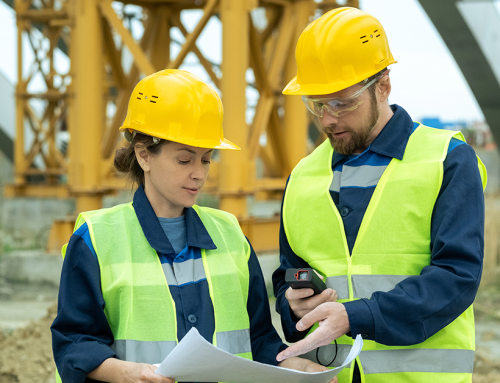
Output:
[330, 171, 342, 192]
[161, 263, 177, 286]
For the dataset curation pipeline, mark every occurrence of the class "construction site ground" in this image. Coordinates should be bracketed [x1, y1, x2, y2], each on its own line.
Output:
[1, 266, 500, 382]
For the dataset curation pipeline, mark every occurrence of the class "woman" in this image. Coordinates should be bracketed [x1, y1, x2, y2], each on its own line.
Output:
[51, 70, 335, 383]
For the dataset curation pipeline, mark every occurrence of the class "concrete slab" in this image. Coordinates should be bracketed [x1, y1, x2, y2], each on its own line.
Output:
[0, 251, 62, 286]
[0, 276, 59, 332]
[0, 300, 56, 331]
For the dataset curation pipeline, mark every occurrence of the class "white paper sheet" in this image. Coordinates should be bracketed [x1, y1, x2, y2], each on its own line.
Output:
[155, 328, 363, 383]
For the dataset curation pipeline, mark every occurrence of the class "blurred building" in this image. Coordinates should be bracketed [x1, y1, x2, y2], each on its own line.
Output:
[421, 117, 496, 150]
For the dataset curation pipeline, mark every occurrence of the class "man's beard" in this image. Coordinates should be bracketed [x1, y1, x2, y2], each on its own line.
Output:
[327, 94, 380, 156]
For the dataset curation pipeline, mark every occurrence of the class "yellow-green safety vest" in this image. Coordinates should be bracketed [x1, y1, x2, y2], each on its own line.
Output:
[283, 125, 487, 383]
[56, 203, 252, 382]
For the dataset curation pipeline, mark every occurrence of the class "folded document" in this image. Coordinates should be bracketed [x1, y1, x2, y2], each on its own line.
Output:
[155, 327, 363, 383]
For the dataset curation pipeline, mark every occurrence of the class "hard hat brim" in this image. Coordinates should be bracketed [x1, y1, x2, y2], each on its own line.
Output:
[214, 138, 241, 151]
[283, 57, 398, 96]
[282, 76, 302, 95]
[120, 126, 241, 151]
[282, 76, 349, 96]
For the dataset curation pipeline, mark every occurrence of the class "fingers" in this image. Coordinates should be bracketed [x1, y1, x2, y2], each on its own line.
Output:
[277, 325, 333, 361]
[146, 364, 175, 383]
[278, 303, 350, 361]
[296, 303, 330, 331]
[301, 359, 329, 373]
[298, 302, 350, 337]
[286, 287, 314, 300]
[278, 356, 329, 373]
[286, 287, 337, 318]
[313, 270, 325, 281]
[292, 326, 335, 358]
[327, 289, 338, 303]
[276, 339, 309, 362]
[311, 270, 338, 302]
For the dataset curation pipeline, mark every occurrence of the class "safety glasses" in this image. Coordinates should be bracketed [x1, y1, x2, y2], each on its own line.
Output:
[302, 70, 389, 118]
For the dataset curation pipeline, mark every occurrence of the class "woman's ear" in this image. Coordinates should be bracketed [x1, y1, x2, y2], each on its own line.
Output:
[134, 146, 151, 172]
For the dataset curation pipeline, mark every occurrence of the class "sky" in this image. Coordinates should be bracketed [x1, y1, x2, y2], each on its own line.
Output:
[0, 0, 499, 125]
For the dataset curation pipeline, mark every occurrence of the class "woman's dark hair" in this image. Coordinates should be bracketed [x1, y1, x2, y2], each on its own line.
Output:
[114, 132, 167, 186]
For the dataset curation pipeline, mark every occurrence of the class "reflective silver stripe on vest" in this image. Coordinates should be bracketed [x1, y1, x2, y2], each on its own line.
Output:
[301, 343, 353, 368]
[111, 339, 177, 363]
[341, 165, 388, 188]
[325, 276, 349, 300]
[302, 347, 474, 374]
[360, 349, 475, 374]
[161, 258, 207, 286]
[216, 329, 252, 355]
[352, 275, 409, 299]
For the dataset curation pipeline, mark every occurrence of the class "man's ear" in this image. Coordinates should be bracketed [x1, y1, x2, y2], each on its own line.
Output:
[377, 74, 392, 103]
[134, 146, 150, 172]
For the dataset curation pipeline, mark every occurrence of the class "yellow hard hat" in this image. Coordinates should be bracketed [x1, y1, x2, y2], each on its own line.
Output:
[283, 7, 397, 96]
[120, 69, 240, 150]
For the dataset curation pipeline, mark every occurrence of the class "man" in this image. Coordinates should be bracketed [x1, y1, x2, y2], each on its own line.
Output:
[272, 7, 487, 383]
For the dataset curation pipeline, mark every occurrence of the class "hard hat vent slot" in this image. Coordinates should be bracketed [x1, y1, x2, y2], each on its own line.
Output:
[137, 97, 141, 100]
[150, 95, 158, 104]
[360, 35, 369, 44]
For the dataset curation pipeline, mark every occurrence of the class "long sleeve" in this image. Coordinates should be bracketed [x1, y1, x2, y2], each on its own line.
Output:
[344, 143, 485, 345]
[246, 239, 287, 364]
[51, 224, 116, 383]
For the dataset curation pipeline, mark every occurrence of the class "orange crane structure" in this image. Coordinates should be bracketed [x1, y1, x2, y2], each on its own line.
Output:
[6, 0, 358, 252]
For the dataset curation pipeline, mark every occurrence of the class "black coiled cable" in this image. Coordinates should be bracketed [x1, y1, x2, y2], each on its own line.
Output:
[316, 339, 338, 367]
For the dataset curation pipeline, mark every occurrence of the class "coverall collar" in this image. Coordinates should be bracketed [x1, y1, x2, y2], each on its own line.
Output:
[133, 185, 217, 255]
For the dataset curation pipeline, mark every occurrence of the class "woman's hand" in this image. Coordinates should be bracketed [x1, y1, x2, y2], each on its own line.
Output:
[278, 357, 338, 383]
[121, 362, 175, 383]
[88, 358, 175, 383]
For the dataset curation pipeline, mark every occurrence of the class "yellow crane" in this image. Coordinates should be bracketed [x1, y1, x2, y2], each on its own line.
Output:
[6, 0, 358, 252]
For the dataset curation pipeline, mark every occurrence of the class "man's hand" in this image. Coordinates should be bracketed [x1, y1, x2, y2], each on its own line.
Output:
[277, 302, 350, 361]
[286, 287, 338, 319]
[278, 357, 338, 383]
